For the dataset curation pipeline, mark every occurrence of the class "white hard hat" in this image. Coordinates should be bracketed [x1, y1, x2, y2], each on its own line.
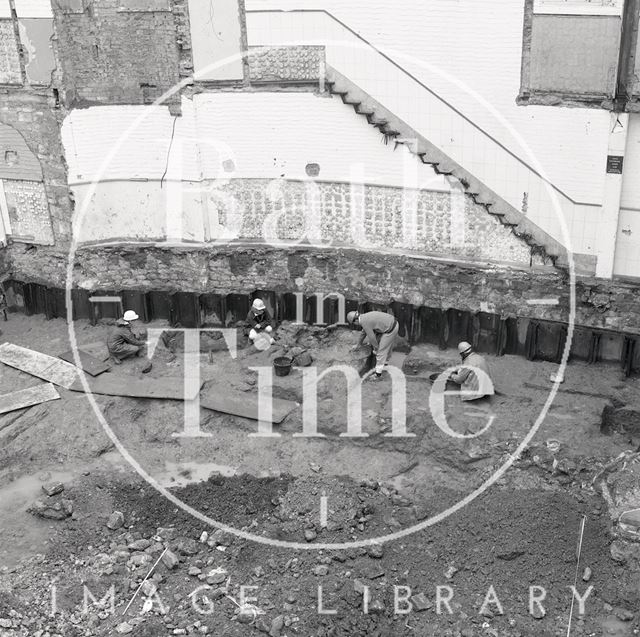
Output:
[252, 298, 266, 311]
[346, 311, 359, 324]
[458, 341, 472, 355]
[123, 310, 139, 322]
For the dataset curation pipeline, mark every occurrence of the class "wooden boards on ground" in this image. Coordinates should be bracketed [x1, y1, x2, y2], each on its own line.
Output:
[523, 381, 610, 400]
[0, 383, 60, 415]
[69, 375, 202, 400]
[58, 349, 111, 376]
[200, 385, 297, 423]
[0, 343, 80, 388]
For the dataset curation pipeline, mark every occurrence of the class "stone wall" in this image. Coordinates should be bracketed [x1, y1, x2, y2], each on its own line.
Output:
[3, 179, 53, 243]
[248, 46, 323, 83]
[0, 90, 71, 242]
[209, 179, 537, 266]
[0, 19, 22, 85]
[53, 0, 190, 107]
[6, 243, 640, 335]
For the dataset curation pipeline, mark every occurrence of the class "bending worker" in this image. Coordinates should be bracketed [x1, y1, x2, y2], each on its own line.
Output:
[246, 298, 275, 345]
[449, 341, 494, 401]
[107, 310, 146, 364]
[347, 310, 398, 379]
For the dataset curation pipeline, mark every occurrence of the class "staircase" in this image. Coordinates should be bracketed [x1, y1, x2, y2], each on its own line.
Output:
[246, 8, 602, 274]
[326, 67, 566, 268]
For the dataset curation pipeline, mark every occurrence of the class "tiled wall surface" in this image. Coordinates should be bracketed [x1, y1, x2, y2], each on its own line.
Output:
[245, 0, 640, 277]
[615, 114, 640, 277]
[61, 92, 456, 189]
[245, 0, 610, 204]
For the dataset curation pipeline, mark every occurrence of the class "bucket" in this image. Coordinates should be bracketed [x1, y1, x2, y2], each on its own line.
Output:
[273, 356, 293, 377]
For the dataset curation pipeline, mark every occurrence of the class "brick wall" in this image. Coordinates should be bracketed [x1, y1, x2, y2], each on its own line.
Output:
[6, 242, 640, 334]
[53, 0, 189, 107]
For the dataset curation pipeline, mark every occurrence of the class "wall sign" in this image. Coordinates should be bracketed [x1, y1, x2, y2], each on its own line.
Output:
[606, 155, 624, 174]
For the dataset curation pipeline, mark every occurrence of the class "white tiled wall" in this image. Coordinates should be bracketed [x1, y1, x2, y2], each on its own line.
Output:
[614, 114, 640, 277]
[61, 93, 451, 190]
[246, 0, 613, 257]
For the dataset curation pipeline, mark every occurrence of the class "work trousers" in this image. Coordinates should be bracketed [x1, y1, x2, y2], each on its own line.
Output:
[375, 322, 399, 373]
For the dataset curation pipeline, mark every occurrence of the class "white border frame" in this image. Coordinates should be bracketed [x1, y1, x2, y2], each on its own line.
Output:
[533, 0, 624, 16]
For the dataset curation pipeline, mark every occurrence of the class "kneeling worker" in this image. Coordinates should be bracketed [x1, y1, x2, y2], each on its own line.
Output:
[347, 310, 399, 379]
[449, 341, 494, 401]
[246, 298, 275, 345]
[107, 310, 146, 364]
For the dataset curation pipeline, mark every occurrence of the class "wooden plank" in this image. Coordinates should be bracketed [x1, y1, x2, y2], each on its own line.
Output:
[78, 341, 111, 362]
[69, 374, 202, 400]
[200, 385, 297, 423]
[0, 343, 80, 388]
[523, 381, 610, 400]
[0, 383, 59, 415]
[58, 349, 111, 376]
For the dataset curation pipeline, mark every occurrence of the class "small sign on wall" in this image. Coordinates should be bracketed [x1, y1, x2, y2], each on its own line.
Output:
[606, 155, 624, 174]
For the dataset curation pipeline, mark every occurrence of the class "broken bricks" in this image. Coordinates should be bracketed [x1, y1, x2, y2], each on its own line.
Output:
[161, 549, 180, 570]
[41, 481, 64, 497]
[106, 510, 125, 530]
[28, 498, 73, 521]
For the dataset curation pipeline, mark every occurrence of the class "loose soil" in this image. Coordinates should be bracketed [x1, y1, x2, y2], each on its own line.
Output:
[0, 316, 638, 636]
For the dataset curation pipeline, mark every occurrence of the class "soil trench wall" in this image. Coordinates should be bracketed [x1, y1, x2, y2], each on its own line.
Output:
[3, 243, 640, 373]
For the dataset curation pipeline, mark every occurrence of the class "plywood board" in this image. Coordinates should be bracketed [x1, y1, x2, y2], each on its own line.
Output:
[77, 341, 111, 362]
[58, 350, 111, 376]
[0, 382, 59, 415]
[0, 342, 80, 388]
[200, 386, 297, 423]
[69, 375, 202, 400]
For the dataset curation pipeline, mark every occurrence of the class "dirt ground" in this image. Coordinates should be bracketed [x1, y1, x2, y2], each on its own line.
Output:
[0, 315, 639, 636]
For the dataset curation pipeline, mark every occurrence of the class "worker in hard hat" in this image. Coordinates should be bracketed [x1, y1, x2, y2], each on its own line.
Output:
[107, 310, 146, 364]
[246, 298, 275, 345]
[347, 310, 398, 379]
[449, 341, 494, 401]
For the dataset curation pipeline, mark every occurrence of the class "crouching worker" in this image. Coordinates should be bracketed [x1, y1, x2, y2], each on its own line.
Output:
[246, 298, 275, 346]
[107, 310, 146, 365]
[347, 310, 398, 380]
[449, 341, 494, 401]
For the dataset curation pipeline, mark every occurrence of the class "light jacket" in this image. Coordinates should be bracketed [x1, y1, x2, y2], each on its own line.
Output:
[358, 311, 397, 348]
[450, 352, 494, 401]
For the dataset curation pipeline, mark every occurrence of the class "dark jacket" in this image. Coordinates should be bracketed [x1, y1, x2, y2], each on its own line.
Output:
[107, 319, 144, 354]
[246, 308, 273, 332]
